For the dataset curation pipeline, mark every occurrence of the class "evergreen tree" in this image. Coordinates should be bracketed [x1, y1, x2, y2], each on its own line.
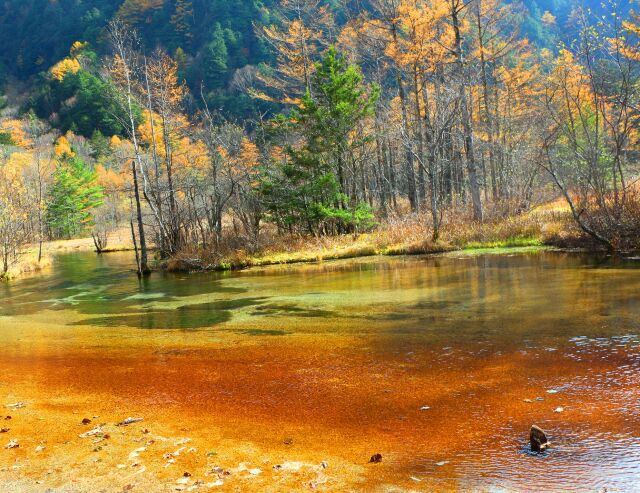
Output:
[202, 24, 228, 90]
[46, 153, 104, 238]
[261, 47, 378, 235]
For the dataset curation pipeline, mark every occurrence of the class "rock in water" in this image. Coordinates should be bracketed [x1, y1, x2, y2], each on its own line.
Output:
[530, 425, 549, 452]
[117, 417, 143, 426]
[369, 453, 383, 463]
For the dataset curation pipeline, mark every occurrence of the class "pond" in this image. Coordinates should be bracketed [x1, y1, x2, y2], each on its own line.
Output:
[1, 251, 640, 491]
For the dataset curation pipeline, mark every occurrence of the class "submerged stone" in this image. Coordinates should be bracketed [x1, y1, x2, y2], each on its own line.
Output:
[369, 453, 383, 463]
[530, 425, 549, 452]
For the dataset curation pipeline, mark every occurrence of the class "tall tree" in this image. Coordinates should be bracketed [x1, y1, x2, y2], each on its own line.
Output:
[46, 150, 103, 239]
[262, 47, 379, 235]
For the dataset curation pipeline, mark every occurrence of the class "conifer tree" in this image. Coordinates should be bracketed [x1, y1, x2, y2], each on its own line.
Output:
[262, 47, 379, 235]
[203, 24, 229, 90]
[46, 152, 104, 239]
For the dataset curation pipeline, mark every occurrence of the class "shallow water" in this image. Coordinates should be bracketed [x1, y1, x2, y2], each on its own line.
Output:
[1, 251, 640, 491]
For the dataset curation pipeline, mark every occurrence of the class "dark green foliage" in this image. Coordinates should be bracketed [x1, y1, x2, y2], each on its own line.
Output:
[170, 0, 195, 48]
[202, 24, 229, 90]
[0, 0, 118, 78]
[0, 0, 275, 124]
[46, 153, 104, 239]
[517, 0, 631, 49]
[0, 131, 14, 146]
[261, 47, 378, 235]
[29, 66, 132, 138]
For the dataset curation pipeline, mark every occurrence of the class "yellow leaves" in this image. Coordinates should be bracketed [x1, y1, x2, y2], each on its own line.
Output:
[50, 40, 90, 82]
[540, 48, 553, 61]
[139, 110, 165, 149]
[0, 119, 32, 148]
[50, 58, 81, 81]
[0, 153, 30, 223]
[173, 138, 209, 178]
[541, 11, 556, 26]
[4, 153, 30, 185]
[54, 135, 75, 157]
[71, 41, 89, 57]
[382, 0, 454, 69]
[110, 135, 123, 147]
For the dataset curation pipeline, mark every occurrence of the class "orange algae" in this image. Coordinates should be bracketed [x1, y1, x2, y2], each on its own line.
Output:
[1, 251, 640, 491]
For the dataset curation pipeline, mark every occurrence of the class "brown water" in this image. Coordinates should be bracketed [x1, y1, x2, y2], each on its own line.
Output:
[1, 251, 640, 492]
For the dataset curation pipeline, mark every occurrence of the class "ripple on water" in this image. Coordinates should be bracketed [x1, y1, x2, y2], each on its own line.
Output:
[405, 429, 640, 492]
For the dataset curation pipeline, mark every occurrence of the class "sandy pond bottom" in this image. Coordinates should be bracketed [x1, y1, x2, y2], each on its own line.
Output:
[1, 251, 640, 492]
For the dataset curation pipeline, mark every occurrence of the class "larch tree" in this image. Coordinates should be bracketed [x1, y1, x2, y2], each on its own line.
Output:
[255, 0, 334, 104]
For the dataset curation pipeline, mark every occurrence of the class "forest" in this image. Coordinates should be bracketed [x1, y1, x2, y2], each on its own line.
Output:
[1, 0, 639, 278]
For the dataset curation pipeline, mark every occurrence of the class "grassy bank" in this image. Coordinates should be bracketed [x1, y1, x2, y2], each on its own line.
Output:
[167, 204, 580, 273]
[1, 249, 53, 280]
[3, 205, 583, 280]
[2, 228, 136, 280]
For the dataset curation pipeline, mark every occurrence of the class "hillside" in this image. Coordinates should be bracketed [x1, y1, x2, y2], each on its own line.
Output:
[0, 0, 631, 121]
[0, 0, 278, 119]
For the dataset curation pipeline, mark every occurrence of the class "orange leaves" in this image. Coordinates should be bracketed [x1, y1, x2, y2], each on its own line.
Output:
[239, 138, 260, 173]
[95, 164, 125, 193]
[173, 137, 209, 179]
[255, 0, 334, 104]
[108, 54, 136, 90]
[146, 52, 187, 109]
[618, 15, 640, 61]
[392, 0, 453, 68]
[138, 110, 165, 149]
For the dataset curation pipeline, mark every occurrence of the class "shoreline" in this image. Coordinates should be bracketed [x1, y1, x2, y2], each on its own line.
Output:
[165, 240, 555, 274]
[5, 238, 605, 282]
[6, 207, 626, 281]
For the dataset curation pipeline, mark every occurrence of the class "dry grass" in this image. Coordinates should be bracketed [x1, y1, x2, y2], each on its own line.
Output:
[3, 227, 137, 280]
[168, 205, 572, 273]
[2, 250, 53, 280]
[37, 227, 136, 254]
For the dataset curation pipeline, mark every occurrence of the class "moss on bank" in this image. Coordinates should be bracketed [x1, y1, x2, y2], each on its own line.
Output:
[167, 243, 553, 273]
[166, 235, 552, 273]
[166, 206, 571, 273]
